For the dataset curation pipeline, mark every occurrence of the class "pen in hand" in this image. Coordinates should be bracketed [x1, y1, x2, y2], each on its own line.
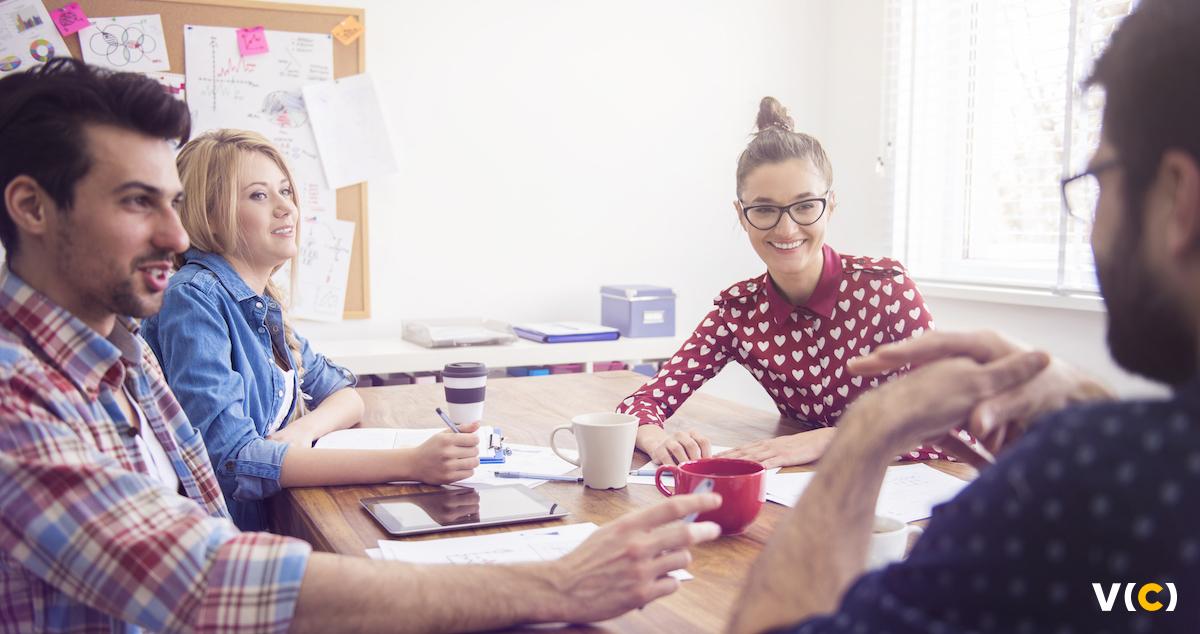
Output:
[435, 407, 461, 433]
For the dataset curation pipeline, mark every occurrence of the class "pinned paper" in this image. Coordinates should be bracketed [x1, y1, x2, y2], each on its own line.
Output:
[303, 73, 398, 189]
[50, 2, 89, 36]
[80, 15, 169, 72]
[331, 15, 363, 45]
[236, 26, 268, 56]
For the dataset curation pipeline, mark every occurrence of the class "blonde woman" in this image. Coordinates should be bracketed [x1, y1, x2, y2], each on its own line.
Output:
[142, 129, 480, 530]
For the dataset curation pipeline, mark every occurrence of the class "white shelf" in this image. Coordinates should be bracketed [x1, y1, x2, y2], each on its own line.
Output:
[304, 332, 685, 375]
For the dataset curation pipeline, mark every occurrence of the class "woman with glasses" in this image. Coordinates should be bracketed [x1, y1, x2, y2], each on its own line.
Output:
[618, 97, 943, 468]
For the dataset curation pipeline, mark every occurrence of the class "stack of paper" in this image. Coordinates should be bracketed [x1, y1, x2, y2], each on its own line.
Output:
[764, 463, 970, 523]
[375, 522, 692, 580]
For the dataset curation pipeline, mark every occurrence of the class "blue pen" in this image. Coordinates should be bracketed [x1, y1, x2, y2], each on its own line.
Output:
[435, 407, 461, 433]
[494, 471, 584, 482]
[629, 467, 660, 477]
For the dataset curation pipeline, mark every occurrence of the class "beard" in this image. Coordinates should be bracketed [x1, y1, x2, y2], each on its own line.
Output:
[53, 219, 167, 321]
[1095, 238, 1197, 386]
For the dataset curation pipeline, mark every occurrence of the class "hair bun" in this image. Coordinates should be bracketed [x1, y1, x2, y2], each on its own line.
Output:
[755, 96, 794, 132]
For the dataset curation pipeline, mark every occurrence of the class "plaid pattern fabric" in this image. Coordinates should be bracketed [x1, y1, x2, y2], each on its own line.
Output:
[0, 267, 311, 633]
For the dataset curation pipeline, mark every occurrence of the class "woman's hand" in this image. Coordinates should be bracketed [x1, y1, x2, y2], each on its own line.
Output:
[269, 421, 318, 450]
[718, 427, 837, 469]
[407, 421, 482, 484]
[638, 425, 712, 465]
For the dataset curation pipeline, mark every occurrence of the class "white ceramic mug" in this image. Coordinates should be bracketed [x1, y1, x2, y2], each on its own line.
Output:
[866, 515, 924, 570]
[549, 412, 638, 489]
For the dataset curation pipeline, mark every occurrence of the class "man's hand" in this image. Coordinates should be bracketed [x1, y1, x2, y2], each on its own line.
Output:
[847, 345, 1052, 459]
[849, 331, 1112, 457]
[407, 421, 481, 484]
[718, 428, 836, 469]
[639, 425, 713, 465]
[549, 493, 722, 622]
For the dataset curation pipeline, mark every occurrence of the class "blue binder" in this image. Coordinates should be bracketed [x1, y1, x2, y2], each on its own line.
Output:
[513, 322, 620, 343]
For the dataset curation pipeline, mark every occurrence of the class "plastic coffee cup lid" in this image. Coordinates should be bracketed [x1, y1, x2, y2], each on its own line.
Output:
[443, 362, 488, 378]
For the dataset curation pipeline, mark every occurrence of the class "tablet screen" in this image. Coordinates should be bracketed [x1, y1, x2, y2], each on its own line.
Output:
[362, 485, 566, 536]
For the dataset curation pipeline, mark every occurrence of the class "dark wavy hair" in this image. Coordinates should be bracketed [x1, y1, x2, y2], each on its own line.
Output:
[1086, 0, 1200, 226]
[0, 58, 191, 256]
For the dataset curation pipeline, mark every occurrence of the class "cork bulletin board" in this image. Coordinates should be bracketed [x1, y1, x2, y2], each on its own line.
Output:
[43, 0, 371, 318]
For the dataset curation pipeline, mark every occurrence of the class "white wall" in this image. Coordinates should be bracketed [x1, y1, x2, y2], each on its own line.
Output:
[301, 0, 1164, 410]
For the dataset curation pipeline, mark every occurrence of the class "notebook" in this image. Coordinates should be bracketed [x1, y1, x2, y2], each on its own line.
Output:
[512, 322, 620, 343]
[314, 426, 505, 463]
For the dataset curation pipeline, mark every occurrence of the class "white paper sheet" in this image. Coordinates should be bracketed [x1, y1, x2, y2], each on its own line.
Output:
[302, 73, 398, 189]
[315, 426, 498, 453]
[79, 15, 169, 72]
[0, 0, 70, 75]
[765, 463, 970, 523]
[290, 216, 354, 321]
[376, 522, 693, 580]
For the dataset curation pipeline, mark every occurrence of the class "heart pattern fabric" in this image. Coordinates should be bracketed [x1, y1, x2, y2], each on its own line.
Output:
[617, 250, 961, 461]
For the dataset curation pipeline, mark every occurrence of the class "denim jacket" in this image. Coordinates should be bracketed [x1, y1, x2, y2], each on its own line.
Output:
[142, 249, 354, 530]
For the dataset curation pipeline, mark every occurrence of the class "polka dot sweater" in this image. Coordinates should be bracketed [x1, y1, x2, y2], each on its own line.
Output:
[618, 245, 947, 458]
[788, 382, 1200, 633]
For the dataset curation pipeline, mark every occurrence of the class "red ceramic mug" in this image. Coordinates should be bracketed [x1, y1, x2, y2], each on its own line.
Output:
[655, 458, 766, 535]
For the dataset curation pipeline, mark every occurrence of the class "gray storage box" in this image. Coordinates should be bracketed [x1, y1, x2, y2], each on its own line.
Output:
[600, 285, 676, 337]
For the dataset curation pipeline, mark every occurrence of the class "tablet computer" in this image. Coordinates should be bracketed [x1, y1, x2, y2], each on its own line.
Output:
[361, 485, 569, 537]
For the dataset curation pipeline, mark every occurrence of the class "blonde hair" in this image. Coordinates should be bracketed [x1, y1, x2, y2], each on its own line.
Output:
[175, 129, 309, 420]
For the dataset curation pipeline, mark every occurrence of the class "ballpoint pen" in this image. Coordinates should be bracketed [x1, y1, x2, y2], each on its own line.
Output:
[494, 471, 584, 482]
[629, 467, 660, 477]
[435, 407, 461, 433]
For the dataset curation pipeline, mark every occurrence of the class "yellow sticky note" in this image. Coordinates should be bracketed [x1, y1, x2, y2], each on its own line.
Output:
[332, 15, 363, 45]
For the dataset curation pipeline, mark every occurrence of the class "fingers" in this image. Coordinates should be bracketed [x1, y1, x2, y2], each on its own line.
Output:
[849, 331, 1014, 376]
[636, 576, 682, 608]
[977, 351, 1050, 396]
[695, 433, 712, 458]
[614, 492, 723, 532]
[665, 441, 690, 465]
[676, 433, 703, 461]
[935, 433, 993, 469]
[646, 548, 693, 580]
[455, 421, 481, 433]
[644, 518, 722, 555]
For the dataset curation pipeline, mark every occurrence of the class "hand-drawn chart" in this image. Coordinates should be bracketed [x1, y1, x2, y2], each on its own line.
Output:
[183, 24, 334, 219]
[80, 15, 169, 72]
[291, 216, 354, 321]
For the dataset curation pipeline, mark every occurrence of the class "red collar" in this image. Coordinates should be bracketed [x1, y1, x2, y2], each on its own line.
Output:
[764, 244, 843, 323]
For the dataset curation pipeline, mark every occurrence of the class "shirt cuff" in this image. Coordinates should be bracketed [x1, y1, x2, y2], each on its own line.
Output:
[229, 438, 290, 501]
[195, 532, 312, 633]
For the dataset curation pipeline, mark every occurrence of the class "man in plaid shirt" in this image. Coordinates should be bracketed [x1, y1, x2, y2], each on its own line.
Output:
[0, 59, 720, 633]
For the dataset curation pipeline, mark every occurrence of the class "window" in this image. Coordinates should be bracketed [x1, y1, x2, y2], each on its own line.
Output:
[883, 0, 1134, 295]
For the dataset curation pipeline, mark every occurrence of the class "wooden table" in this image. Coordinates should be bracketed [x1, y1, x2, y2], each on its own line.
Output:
[271, 371, 972, 633]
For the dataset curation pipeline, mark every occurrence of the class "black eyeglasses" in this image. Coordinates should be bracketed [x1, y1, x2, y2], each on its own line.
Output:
[738, 192, 830, 230]
[1061, 159, 1121, 223]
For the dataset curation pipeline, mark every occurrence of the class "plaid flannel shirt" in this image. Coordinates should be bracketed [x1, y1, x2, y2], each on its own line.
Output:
[0, 267, 311, 633]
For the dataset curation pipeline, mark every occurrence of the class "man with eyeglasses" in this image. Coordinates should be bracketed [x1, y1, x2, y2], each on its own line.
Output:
[727, 0, 1200, 632]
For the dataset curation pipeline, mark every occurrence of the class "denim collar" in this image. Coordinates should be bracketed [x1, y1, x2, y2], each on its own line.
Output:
[182, 249, 259, 303]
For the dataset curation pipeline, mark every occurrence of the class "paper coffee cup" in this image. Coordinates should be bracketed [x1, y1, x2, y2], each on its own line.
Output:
[443, 362, 487, 425]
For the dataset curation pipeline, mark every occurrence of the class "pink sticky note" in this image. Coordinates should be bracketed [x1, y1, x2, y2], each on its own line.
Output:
[237, 26, 269, 57]
[50, 2, 90, 37]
